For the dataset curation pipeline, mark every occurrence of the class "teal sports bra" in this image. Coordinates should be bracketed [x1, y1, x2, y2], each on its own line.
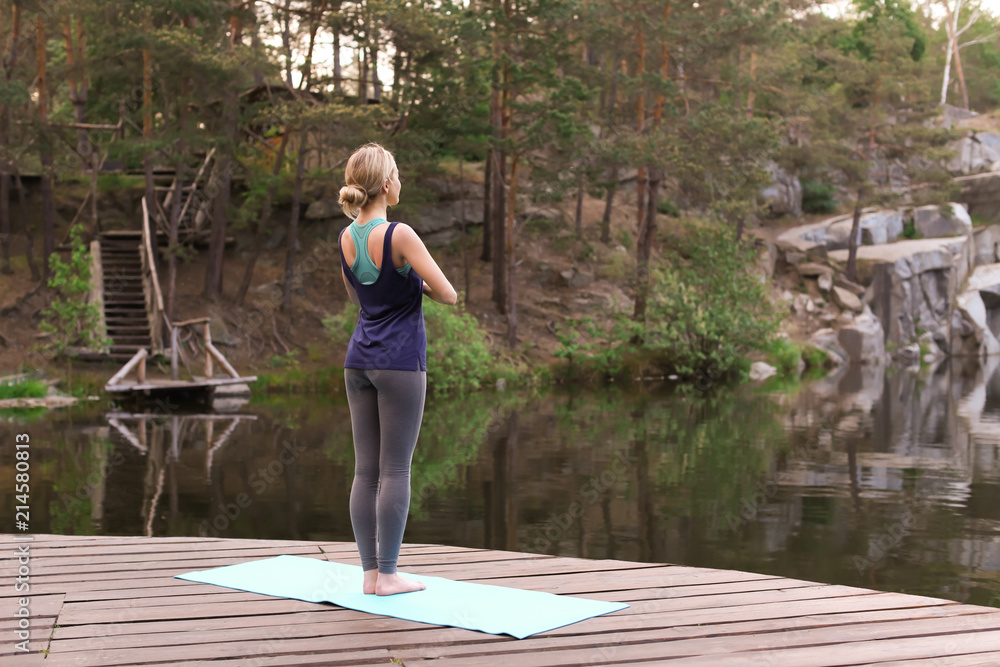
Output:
[347, 218, 412, 285]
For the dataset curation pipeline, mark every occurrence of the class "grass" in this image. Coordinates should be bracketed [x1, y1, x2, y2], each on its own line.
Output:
[0, 379, 48, 399]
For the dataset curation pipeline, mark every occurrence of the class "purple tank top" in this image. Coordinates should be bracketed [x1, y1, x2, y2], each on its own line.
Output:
[340, 221, 427, 371]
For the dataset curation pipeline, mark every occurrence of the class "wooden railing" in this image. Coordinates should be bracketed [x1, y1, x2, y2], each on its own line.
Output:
[140, 198, 169, 354]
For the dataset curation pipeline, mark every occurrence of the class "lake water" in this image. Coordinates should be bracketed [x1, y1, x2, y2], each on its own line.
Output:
[3, 357, 999, 609]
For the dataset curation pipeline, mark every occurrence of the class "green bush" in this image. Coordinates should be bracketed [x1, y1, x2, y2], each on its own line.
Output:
[324, 299, 495, 393]
[764, 338, 803, 377]
[801, 180, 838, 214]
[555, 224, 784, 385]
[641, 225, 783, 378]
[656, 199, 680, 217]
[39, 225, 110, 355]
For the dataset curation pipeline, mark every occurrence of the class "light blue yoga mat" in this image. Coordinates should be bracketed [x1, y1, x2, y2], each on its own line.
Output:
[175, 554, 628, 639]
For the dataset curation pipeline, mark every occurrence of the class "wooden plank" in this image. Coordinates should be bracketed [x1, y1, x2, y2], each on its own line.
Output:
[393, 617, 1000, 666]
[854, 652, 1000, 666]
[171, 649, 395, 667]
[46, 597, 994, 655]
[7, 545, 325, 570]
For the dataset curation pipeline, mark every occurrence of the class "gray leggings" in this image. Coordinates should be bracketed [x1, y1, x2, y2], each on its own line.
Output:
[344, 367, 426, 574]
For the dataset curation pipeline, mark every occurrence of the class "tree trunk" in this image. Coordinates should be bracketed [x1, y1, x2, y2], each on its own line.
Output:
[237, 131, 291, 306]
[0, 3, 18, 274]
[506, 152, 518, 345]
[167, 75, 191, 323]
[370, 44, 381, 101]
[359, 47, 368, 103]
[481, 150, 492, 262]
[0, 171, 8, 274]
[14, 169, 38, 281]
[940, 0, 955, 105]
[951, 15, 970, 109]
[846, 187, 864, 282]
[634, 171, 659, 321]
[601, 172, 616, 244]
[283, 128, 308, 315]
[635, 17, 646, 253]
[489, 0, 504, 307]
[459, 156, 470, 304]
[36, 16, 54, 281]
[333, 30, 342, 93]
[62, 17, 88, 154]
[281, 0, 293, 87]
[745, 48, 756, 120]
[142, 17, 160, 277]
[574, 173, 584, 236]
[250, 0, 263, 87]
[300, 0, 327, 91]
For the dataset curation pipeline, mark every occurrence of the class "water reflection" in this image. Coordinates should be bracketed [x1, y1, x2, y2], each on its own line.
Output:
[1, 359, 998, 608]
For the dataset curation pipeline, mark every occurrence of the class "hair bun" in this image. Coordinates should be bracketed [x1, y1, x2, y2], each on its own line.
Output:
[339, 184, 369, 218]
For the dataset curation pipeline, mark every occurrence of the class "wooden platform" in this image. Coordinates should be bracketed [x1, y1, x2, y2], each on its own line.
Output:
[2, 534, 1000, 666]
[103, 375, 257, 393]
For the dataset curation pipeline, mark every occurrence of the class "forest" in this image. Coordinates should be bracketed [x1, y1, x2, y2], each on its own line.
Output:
[0, 0, 997, 388]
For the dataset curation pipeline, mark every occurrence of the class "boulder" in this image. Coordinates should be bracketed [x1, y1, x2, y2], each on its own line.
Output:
[809, 328, 848, 366]
[965, 263, 1000, 308]
[956, 171, 1000, 225]
[818, 273, 833, 292]
[832, 285, 863, 313]
[749, 361, 778, 381]
[837, 311, 885, 365]
[938, 103, 977, 129]
[912, 202, 973, 239]
[973, 224, 1000, 266]
[795, 262, 833, 278]
[559, 269, 594, 289]
[305, 199, 348, 221]
[946, 132, 1000, 175]
[825, 209, 904, 249]
[759, 162, 802, 217]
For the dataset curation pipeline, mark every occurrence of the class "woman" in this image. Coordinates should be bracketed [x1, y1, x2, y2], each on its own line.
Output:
[338, 143, 458, 596]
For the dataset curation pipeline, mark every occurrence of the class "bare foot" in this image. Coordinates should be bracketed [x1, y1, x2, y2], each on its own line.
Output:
[363, 569, 378, 595]
[375, 573, 426, 596]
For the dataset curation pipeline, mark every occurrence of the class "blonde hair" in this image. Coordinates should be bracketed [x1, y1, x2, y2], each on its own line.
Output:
[338, 142, 397, 219]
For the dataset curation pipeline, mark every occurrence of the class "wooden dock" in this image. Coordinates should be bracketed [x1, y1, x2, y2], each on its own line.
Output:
[2, 534, 1000, 666]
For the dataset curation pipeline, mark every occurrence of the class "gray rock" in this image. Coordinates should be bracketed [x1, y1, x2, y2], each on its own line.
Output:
[956, 171, 1000, 225]
[912, 202, 973, 239]
[559, 269, 594, 289]
[305, 199, 347, 220]
[939, 103, 977, 129]
[947, 132, 1000, 175]
[759, 162, 802, 217]
[208, 316, 234, 347]
[832, 286, 863, 313]
[818, 273, 833, 292]
[749, 361, 778, 381]
[837, 312, 885, 365]
[795, 262, 833, 277]
[809, 328, 847, 366]
[973, 224, 1000, 265]
[784, 250, 806, 265]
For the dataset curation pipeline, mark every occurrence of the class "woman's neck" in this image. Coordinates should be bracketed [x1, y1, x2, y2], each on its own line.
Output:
[355, 203, 388, 226]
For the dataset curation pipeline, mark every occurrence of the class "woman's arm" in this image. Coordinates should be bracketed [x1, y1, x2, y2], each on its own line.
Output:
[394, 224, 458, 306]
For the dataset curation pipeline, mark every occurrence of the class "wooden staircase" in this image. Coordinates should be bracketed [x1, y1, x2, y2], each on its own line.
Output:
[98, 230, 153, 360]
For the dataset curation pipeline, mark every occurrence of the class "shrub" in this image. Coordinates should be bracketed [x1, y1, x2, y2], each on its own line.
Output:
[801, 180, 838, 214]
[324, 299, 495, 393]
[39, 225, 110, 355]
[641, 225, 783, 378]
[656, 199, 680, 217]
